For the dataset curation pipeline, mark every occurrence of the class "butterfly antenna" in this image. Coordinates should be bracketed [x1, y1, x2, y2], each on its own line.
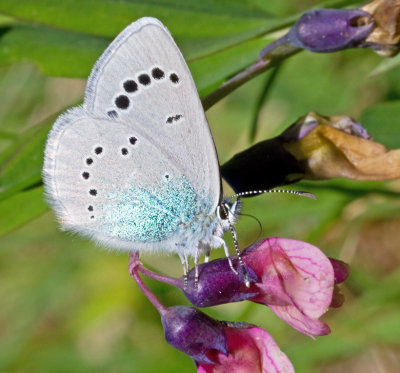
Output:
[231, 189, 316, 200]
[221, 204, 250, 288]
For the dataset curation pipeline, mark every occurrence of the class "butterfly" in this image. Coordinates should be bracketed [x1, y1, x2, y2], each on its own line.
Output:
[42, 17, 245, 279]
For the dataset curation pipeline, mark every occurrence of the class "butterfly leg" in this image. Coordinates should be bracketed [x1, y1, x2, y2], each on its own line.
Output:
[213, 236, 238, 275]
[204, 249, 210, 263]
[179, 253, 189, 289]
[194, 248, 200, 290]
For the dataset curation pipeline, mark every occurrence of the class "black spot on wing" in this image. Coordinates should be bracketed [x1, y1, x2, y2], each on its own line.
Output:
[115, 95, 130, 109]
[169, 73, 179, 84]
[166, 114, 183, 124]
[124, 80, 138, 93]
[152, 67, 165, 80]
[138, 74, 151, 86]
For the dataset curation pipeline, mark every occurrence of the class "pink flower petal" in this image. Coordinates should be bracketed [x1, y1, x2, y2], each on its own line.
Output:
[244, 238, 335, 336]
[268, 303, 331, 338]
[197, 326, 294, 373]
[272, 238, 334, 319]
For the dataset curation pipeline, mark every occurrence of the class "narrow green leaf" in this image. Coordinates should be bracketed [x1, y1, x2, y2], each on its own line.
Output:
[0, 186, 47, 237]
[369, 53, 400, 77]
[0, 24, 108, 78]
[0, 21, 288, 79]
[0, 0, 280, 61]
[0, 0, 271, 37]
[0, 115, 54, 201]
[191, 37, 269, 97]
[359, 101, 400, 149]
[249, 64, 282, 142]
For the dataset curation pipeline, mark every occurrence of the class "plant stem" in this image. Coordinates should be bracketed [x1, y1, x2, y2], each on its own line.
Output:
[129, 251, 167, 314]
[202, 45, 300, 110]
[137, 264, 181, 287]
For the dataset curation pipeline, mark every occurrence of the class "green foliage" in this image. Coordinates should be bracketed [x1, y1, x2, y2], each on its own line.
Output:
[0, 0, 400, 372]
[360, 101, 400, 149]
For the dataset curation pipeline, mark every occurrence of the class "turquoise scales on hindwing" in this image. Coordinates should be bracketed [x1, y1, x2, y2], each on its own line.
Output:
[100, 177, 203, 242]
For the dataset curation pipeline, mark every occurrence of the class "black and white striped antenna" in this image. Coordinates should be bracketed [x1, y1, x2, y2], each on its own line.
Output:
[231, 189, 316, 200]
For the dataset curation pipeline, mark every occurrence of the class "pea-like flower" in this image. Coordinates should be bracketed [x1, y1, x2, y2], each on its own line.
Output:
[180, 238, 348, 337]
[161, 306, 294, 373]
[242, 238, 338, 337]
[222, 112, 400, 194]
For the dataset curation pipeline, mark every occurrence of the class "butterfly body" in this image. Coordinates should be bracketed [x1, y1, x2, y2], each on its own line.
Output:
[43, 17, 240, 259]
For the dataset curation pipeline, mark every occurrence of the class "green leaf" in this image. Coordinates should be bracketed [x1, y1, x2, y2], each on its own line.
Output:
[359, 101, 400, 149]
[249, 64, 282, 142]
[0, 115, 54, 201]
[369, 53, 400, 77]
[0, 0, 366, 84]
[192, 37, 269, 96]
[0, 24, 108, 78]
[0, 22, 287, 79]
[0, 0, 271, 37]
[0, 0, 282, 61]
[0, 186, 47, 237]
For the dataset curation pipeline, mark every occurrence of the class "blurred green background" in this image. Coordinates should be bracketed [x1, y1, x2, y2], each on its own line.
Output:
[1, 0, 400, 372]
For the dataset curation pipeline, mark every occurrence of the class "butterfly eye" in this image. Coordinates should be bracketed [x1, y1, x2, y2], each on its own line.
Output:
[217, 205, 228, 220]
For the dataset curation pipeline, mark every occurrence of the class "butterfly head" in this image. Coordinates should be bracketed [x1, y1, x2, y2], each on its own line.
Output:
[216, 198, 241, 228]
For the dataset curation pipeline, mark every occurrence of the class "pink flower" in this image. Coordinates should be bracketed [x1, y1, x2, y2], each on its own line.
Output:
[161, 306, 293, 372]
[243, 238, 336, 337]
[197, 324, 294, 373]
[178, 238, 349, 338]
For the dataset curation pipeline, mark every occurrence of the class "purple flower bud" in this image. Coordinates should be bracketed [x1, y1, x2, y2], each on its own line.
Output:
[161, 306, 227, 364]
[288, 9, 374, 52]
[179, 258, 259, 307]
[260, 8, 374, 59]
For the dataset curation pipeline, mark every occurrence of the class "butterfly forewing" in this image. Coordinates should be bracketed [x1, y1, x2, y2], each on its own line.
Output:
[85, 17, 220, 202]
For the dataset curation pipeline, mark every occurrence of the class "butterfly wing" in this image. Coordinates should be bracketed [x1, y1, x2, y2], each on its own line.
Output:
[43, 18, 221, 253]
[85, 17, 220, 200]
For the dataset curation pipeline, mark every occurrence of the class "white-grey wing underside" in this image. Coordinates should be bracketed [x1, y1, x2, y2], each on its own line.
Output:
[43, 17, 220, 252]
